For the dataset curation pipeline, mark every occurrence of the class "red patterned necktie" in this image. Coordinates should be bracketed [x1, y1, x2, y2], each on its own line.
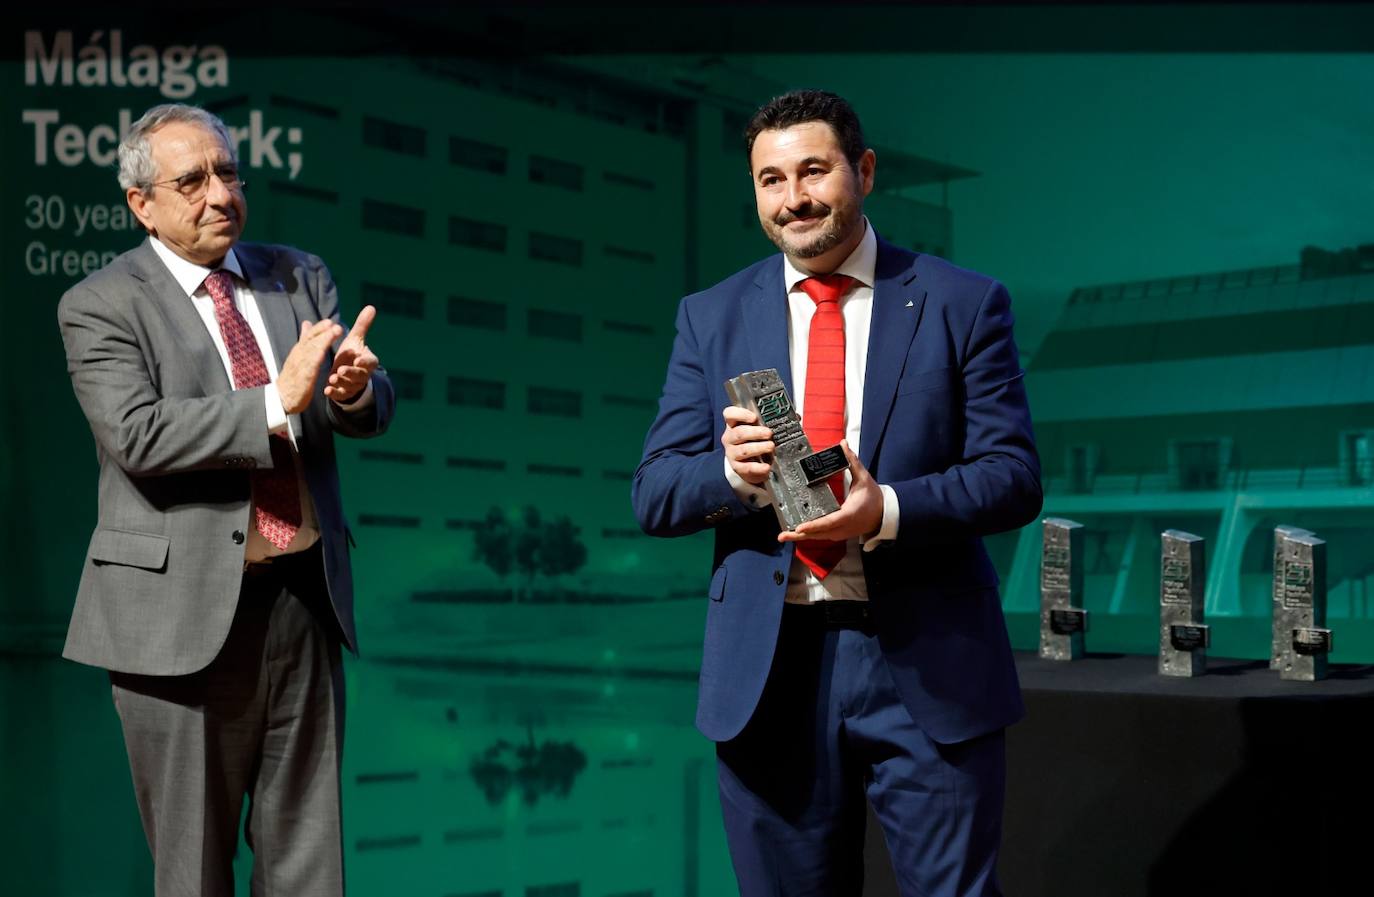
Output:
[795, 273, 854, 579]
[203, 270, 302, 551]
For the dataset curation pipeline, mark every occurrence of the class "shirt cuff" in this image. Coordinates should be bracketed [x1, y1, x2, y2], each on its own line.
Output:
[724, 455, 772, 509]
[263, 383, 299, 448]
[333, 380, 375, 411]
[862, 484, 900, 552]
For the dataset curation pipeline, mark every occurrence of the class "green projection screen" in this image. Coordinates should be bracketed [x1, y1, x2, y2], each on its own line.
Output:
[4, 5, 1374, 896]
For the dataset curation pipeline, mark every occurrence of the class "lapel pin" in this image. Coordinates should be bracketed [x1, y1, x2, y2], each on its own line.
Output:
[905, 300, 914, 308]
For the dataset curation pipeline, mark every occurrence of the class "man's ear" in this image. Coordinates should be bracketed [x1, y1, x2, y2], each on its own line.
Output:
[126, 187, 156, 235]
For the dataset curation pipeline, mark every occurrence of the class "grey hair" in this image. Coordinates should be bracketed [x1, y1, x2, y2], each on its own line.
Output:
[117, 103, 237, 192]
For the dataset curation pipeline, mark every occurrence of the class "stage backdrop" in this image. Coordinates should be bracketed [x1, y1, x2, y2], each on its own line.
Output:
[4, 6, 1373, 896]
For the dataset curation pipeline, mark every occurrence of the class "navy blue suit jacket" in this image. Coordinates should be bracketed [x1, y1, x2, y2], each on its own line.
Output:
[633, 236, 1040, 744]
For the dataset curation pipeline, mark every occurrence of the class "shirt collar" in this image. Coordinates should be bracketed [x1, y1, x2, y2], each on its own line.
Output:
[147, 236, 245, 298]
[782, 217, 877, 293]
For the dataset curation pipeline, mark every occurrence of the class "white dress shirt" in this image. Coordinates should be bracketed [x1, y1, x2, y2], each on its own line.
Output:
[148, 237, 327, 562]
[725, 220, 901, 603]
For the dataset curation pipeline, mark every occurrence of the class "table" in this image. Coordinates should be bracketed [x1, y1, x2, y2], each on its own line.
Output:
[863, 652, 1374, 896]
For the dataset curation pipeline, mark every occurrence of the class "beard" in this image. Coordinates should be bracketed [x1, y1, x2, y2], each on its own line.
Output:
[762, 199, 859, 260]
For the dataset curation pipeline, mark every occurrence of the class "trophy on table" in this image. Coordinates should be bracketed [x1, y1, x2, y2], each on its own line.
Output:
[1270, 525, 1313, 670]
[1158, 529, 1208, 677]
[724, 369, 848, 530]
[1039, 518, 1088, 661]
[1273, 528, 1331, 682]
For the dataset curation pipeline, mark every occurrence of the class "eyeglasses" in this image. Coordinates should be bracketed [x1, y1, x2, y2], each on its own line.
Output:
[149, 165, 246, 201]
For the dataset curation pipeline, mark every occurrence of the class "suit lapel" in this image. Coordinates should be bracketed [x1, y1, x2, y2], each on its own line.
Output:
[237, 243, 336, 449]
[860, 240, 926, 469]
[741, 258, 794, 394]
[128, 240, 231, 396]
[234, 244, 302, 377]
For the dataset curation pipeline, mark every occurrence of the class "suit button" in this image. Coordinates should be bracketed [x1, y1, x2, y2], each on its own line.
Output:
[773, 570, 784, 585]
[232, 530, 245, 544]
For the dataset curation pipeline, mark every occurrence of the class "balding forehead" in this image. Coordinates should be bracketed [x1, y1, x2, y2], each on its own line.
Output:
[150, 121, 230, 150]
[149, 122, 233, 171]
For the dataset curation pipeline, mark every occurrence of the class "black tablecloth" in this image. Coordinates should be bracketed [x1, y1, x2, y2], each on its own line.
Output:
[865, 652, 1374, 897]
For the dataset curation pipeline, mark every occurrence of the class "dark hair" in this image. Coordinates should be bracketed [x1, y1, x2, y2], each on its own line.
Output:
[744, 89, 867, 168]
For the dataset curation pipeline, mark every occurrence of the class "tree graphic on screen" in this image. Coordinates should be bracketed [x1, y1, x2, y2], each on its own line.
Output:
[472, 505, 587, 599]
[469, 724, 588, 806]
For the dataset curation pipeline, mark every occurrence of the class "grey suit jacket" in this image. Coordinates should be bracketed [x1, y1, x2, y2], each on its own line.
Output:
[57, 238, 395, 676]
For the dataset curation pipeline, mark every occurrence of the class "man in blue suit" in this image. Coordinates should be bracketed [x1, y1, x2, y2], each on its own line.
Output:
[633, 90, 1041, 896]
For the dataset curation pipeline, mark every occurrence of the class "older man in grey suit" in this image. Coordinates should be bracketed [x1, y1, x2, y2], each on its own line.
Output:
[57, 103, 395, 896]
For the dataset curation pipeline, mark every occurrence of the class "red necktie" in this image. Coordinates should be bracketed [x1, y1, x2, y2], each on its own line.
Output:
[203, 270, 302, 551]
[796, 273, 854, 579]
